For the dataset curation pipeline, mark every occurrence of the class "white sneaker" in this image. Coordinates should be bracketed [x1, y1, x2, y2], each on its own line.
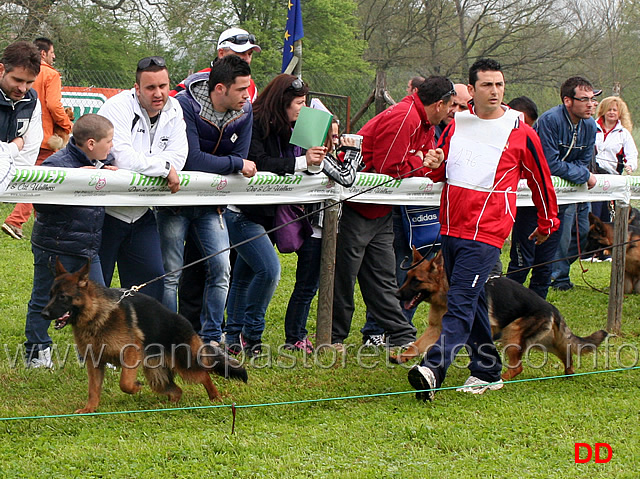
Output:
[27, 347, 54, 369]
[456, 376, 503, 394]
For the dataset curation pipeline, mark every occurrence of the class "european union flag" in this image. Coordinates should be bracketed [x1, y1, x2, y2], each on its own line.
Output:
[282, 0, 304, 73]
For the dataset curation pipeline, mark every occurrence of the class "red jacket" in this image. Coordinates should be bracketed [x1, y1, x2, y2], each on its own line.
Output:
[428, 107, 559, 248]
[349, 93, 435, 219]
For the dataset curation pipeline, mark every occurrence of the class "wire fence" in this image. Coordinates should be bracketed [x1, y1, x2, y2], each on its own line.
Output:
[59, 69, 380, 133]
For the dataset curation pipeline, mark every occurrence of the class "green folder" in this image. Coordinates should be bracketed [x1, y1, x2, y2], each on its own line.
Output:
[290, 106, 333, 149]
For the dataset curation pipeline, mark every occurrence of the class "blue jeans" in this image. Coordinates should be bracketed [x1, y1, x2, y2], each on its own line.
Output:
[551, 203, 590, 286]
[25, 247, 104, 359]
[420, 236, 502, 387]
[284, 235, 322, 344]
[156, 206, 230, 343]
[224, 210, 281, 343]
[99, 210, 165, 302]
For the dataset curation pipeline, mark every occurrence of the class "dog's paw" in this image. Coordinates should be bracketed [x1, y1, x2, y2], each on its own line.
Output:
[75, 406, 97, 414]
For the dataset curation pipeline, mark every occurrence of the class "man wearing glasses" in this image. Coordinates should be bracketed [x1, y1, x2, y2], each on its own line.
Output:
[170, 27, 261, 102]
[97, 56, 187, 302]
[535, 76, 600, 291]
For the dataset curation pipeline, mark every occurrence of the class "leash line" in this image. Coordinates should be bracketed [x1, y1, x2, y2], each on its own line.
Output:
[1, 365, 637, 422]
[120, 164, 431, 298]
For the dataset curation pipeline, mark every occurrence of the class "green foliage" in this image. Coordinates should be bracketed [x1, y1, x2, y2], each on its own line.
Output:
[0, 202, 639, 476]
[299, 0, 370, 78]
[49, 4, 157, 88]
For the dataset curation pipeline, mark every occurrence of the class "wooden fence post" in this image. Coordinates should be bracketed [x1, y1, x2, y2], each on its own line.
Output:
[607, 201, 628, 334]
[316, 200, 340, 348]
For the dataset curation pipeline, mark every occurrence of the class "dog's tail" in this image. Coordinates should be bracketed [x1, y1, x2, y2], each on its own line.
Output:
[567, 329, 608, 354]
[200, 343, 248, 383]
[558, 314, 608, 354]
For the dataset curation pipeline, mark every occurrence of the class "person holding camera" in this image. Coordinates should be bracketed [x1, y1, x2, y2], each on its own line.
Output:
[283, 117, 363, 353]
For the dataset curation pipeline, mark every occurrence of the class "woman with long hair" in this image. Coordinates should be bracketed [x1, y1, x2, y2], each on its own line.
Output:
[592, 97, 638, 227]
[594, 96, 637, 175]
[223, 74, 325, 356]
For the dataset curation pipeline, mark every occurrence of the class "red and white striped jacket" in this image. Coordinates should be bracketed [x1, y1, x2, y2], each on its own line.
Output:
[428, 105, 559, 248]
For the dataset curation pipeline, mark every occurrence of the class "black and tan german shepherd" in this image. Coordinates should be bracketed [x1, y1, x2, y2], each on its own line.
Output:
[587, 211, 640, 293]
[393, 249, 608, 380]
[42, 260, 247, 414]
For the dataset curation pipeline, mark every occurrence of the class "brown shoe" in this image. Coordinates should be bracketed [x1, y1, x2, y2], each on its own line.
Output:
[2, 223, 23, 239]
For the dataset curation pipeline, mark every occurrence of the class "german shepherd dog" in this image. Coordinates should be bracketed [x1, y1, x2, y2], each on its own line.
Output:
[393, 249, 608, 380]
[587, 211, 640, 294]
[42, 260, 247, 414]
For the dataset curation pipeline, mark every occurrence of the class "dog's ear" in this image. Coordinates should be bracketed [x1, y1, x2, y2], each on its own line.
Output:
[411, 246, 424, 264]
[429, 251, 444, 274]
[54, 258, 68, 277]
[590, 216, 606, 235]
[589, 212, 604, 228]
[75, 260, 91, 288]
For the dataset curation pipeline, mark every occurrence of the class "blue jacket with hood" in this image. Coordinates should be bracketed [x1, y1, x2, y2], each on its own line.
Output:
[535, 104, 596, 184]
[175, 72, 252, 174]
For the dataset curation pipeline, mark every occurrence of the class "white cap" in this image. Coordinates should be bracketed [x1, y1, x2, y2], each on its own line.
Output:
[217, 28, 261, 53]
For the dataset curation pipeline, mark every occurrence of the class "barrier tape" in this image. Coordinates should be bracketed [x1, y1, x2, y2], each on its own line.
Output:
[0, 167, 636, 207]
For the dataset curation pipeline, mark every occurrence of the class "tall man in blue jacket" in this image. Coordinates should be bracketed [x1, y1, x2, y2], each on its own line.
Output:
[156, 54, 257, 346]
[535, 76, 599, 291]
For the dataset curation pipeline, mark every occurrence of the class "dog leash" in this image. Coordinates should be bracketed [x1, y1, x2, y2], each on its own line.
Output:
[118, 162, 435, 301]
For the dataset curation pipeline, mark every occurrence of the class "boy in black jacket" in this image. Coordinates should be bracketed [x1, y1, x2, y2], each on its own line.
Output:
[25, 114, 115, 368]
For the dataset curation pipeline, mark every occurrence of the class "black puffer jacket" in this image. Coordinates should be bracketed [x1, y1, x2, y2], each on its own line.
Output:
[32, 138, 113, 258]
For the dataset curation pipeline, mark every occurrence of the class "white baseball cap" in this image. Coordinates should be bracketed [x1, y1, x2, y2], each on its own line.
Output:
[217, 28, 261, 53]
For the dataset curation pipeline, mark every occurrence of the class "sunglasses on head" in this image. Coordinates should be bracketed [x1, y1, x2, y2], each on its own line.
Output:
[441, 81, 456, 100]
[288, 78, 304, 92]
[137, 56, 166, 70]
[221, 33, 256, 46]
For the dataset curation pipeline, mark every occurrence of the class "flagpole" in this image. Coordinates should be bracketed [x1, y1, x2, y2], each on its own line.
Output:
[293, 40, 302, 77]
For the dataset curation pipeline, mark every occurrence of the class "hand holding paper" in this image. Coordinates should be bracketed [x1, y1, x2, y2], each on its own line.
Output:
[290, 106, 333, 149]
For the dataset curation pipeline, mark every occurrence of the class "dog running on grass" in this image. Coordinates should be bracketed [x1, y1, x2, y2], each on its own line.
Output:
[42, 260, 247, 414]
[393, 248, 608, 380]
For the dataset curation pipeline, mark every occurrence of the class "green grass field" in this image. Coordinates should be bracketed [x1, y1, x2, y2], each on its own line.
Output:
[0, 202, 639, 478]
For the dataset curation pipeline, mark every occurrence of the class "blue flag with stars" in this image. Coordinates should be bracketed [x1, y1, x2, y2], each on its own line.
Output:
[282, 0, 304, 72]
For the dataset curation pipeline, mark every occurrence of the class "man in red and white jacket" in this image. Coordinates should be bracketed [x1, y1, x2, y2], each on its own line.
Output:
[408, 59, 559, 401]
[331, 76, 455, 350]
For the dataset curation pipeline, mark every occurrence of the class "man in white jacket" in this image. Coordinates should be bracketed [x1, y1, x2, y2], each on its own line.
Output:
[97, 56, 187, 301]
[0, 41, 43, 206]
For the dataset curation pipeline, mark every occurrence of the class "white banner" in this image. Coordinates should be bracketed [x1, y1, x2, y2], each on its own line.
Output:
[0, 167, 633, 207]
